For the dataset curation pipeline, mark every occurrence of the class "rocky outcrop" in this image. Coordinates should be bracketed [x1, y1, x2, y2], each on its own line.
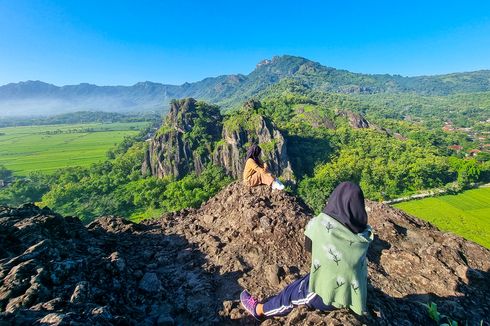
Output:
[293, 106, 335, 129]
[142, 98, 223, 178]
[1, 185, 489, 325]
[142, 98, 294, 181]
[337, 111, 370, 129]
[0, 204, 222, 325]
[213, 114, 294, 181]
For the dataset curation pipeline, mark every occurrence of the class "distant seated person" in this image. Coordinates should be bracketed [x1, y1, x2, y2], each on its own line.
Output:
[243, 144, 285, 190]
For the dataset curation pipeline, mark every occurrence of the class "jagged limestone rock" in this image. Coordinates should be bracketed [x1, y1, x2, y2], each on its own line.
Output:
[337, 110, 370, 129]
[212, 114, 294, 181]
[142, 98, 295, 181]
[142, 98, 222, 178]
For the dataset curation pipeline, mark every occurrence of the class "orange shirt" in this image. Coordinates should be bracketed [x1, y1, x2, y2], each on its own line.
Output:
[243, 158, 266, 181]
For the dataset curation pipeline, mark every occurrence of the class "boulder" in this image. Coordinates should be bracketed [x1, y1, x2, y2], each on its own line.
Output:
[70, 281, 90, 304]
[138, 273, 161, 293]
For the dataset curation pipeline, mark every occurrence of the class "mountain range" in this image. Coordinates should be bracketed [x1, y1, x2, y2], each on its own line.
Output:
[1, 55, 490, 116]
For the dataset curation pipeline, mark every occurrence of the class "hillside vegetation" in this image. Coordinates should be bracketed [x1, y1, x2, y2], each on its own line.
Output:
[1, 93, 489, 224]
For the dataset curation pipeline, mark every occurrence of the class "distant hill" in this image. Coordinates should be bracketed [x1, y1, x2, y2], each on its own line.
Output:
[2, 55, 490, 116]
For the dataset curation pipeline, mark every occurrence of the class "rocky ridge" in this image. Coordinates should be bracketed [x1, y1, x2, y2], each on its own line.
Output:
[142, 98, 294, 181]
[1, 183, 489, 325]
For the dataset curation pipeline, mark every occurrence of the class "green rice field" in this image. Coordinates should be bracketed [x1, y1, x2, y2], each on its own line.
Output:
[0, 122, 148, 175]
[394, 187, 490, 249]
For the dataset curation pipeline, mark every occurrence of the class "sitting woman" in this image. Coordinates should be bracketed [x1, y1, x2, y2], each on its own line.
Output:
[240, 182, 373, 319]
[243, 144, 284, 190]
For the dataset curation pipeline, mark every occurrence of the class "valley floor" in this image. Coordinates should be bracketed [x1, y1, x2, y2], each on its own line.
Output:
[393, 187, 490, 249]
[0, 122, 148, 175]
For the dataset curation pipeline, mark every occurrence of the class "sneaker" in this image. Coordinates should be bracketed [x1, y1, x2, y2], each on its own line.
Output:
[240, 290, 260, 320]
[271, 179, 285, 190]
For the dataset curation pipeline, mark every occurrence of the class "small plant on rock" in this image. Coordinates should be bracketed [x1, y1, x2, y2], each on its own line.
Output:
[421, 302, 460, 326]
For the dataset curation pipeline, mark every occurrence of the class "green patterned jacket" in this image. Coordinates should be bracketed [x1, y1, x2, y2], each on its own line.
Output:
[304, 212, 373, 315]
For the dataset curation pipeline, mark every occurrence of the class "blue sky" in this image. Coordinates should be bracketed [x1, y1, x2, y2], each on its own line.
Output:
[1, 0, 490, 86]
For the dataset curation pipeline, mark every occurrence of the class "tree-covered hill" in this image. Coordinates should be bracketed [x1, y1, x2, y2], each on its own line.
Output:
[258, 77, 490, 130]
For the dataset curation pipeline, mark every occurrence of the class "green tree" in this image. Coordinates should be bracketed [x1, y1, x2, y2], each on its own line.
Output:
[0, 172, 50, 206]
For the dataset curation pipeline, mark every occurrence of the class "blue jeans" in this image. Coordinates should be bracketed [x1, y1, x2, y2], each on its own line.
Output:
[262, 273, 334, 317]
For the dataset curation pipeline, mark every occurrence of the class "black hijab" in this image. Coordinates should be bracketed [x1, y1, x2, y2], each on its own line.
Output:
[245, 144, 262, 165]
[323, 182, 368, 234]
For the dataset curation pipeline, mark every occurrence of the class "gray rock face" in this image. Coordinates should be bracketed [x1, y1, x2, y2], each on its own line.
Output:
[109, 252, 126, 273]
[0, 205, 220, 324]
[142, 98, 295, 181]
[338, 111, 370, 129]
[142, 98, 222, 179]
[39, 313, 66, 324]
[212, 114, 294, 181]
[70, 281, 90, 304]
